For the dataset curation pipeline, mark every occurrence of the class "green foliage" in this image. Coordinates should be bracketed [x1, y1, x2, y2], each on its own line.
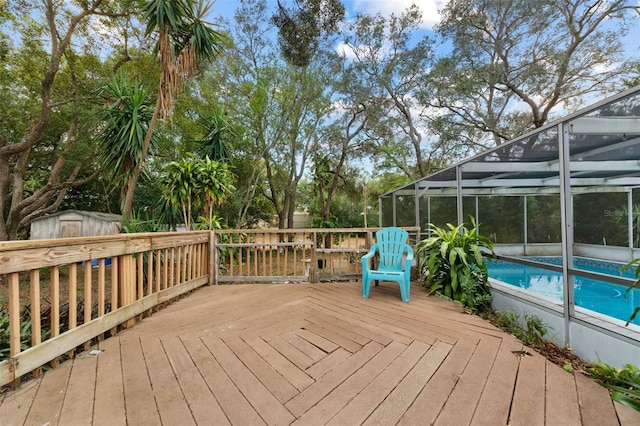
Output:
[0, 316, 50, 361]
[96, 71, 157, 210]
[120, 210, 163, 233]
[272, 0, 345, 66]
[587, 362, 640, 411]
[196, 215, 224, 230]
[417, 217, 495, 313]
[493, 309, 551, 347]
[196, 111, 239, 162]
[161, 155, 235, 230]
[430, 0, 635, 151]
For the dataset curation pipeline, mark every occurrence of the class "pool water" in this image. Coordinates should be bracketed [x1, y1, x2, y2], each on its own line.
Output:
[486, 257, 640, 325]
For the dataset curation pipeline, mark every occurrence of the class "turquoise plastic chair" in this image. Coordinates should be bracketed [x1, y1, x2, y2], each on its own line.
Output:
[361, 227, 413, 302]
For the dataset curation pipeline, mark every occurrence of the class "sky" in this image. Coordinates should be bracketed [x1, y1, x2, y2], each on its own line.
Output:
[212, 0, 447, 30]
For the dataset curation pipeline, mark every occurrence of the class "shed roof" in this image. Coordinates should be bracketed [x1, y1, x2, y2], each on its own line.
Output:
[31, 210, 122, 223]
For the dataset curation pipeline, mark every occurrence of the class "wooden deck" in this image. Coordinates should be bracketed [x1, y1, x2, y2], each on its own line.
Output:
[1, 281, 638, 425]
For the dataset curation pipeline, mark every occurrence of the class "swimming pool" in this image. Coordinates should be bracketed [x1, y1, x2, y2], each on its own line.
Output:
[486, 257, 640, 325]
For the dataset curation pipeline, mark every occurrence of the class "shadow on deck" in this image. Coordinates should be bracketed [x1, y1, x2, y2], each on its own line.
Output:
[1, 281, 638, 425]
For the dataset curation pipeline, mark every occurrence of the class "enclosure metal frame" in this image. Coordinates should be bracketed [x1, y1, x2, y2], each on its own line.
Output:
[380, 85, 640, 348]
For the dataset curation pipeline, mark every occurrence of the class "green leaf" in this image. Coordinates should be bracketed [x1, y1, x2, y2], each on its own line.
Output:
[611, 392, 640, 411]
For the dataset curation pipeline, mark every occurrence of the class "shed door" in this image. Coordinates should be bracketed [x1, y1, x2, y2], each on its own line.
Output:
[60, 220, 81, 238]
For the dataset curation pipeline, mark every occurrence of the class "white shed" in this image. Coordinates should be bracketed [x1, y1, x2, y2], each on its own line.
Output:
[30, 210, 122, 239]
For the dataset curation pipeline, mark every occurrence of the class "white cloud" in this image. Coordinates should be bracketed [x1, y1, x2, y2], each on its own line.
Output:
[336, 41, 357, 59]
[350, 0, 449, 29]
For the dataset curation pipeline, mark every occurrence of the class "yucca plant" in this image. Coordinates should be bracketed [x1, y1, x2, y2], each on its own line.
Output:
[417, 217, 495, 313]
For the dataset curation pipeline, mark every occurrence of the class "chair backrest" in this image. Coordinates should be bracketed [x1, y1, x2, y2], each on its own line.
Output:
[376, 227, 409, 267]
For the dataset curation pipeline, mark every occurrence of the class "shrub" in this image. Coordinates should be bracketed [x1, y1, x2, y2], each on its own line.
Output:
[417, 217, 495, 313]
[0, 315, 34, 361]
[492, 309, 551, 346]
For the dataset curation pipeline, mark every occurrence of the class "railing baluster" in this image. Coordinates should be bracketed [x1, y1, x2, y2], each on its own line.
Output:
[68, 263, 77, 358]
[98, 259, 105, 317]
[51, 266, 60, 338]
[50, 266, 60, 367]
[110, 256, 119, 336]
[84, 262, 92, 337]
[169, 248, 175, 287]
[137, 253, 143, 299]
[9, 272, 20, 358]
[156, 249, 162, 293]
[30, 269, 41, 348]
[147, 250, 154, 297]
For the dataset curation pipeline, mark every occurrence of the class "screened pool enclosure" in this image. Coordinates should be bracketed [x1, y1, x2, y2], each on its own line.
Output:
[380, 85, 640, 367]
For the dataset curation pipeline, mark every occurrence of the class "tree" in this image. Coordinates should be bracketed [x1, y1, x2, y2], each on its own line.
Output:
[311, 102, 368, 228]
[428, 0, 640, 156]
[213, 0, 338, 229]
[272, 0, 345, 67]
[97, 72, 156, 212]
[0, 0, 133, 240]
[343, 5, 437, 178]
[625, 62, 640, 88]
[120, 0, 228, 216]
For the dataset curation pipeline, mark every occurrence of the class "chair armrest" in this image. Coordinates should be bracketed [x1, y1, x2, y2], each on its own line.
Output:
[404, 245, 414, 261]
[402, 245, 414, 270]
[361, 244, 379, 266]
[362, 243, 379, 259]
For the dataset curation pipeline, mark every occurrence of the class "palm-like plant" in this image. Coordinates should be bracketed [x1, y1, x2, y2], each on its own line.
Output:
[97, 72, 156, 211]
[121, 0, 228, 216]
[161, 157, 201, 231]
[417, 217, 495, 312]
[161, 155, 235, 231]
[195, 156, 235, 230]
[196, 112, 238, 162]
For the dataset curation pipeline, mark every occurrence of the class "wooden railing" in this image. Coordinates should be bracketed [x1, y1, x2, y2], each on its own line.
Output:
[0, 227, 420, 387]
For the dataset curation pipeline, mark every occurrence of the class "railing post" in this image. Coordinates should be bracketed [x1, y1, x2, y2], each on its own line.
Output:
[118, 254, 136, 327]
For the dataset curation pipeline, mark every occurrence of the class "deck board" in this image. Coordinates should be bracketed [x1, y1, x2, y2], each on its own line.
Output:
[93, 337, 126, 426]
[509, 346, 547, 426]
[327, 340, 430, 425]
[433, 336, 501, 425]
[364, 340, 452, 425]
[545, 358, 582, 426]
[120, 338, 162, 426]
[161, 335, 230, 426]
[23, 359, 71, 425]
[224, 336, 299, 404]
[0, 281, 632, 425]
[182, 336, 265, 425]
[0, 377, 40, 426]
[470, 336, 523, 426]
[141, 337, 196, 426]
[57, 352, 97, 425]
[203, 336, 295, 425]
